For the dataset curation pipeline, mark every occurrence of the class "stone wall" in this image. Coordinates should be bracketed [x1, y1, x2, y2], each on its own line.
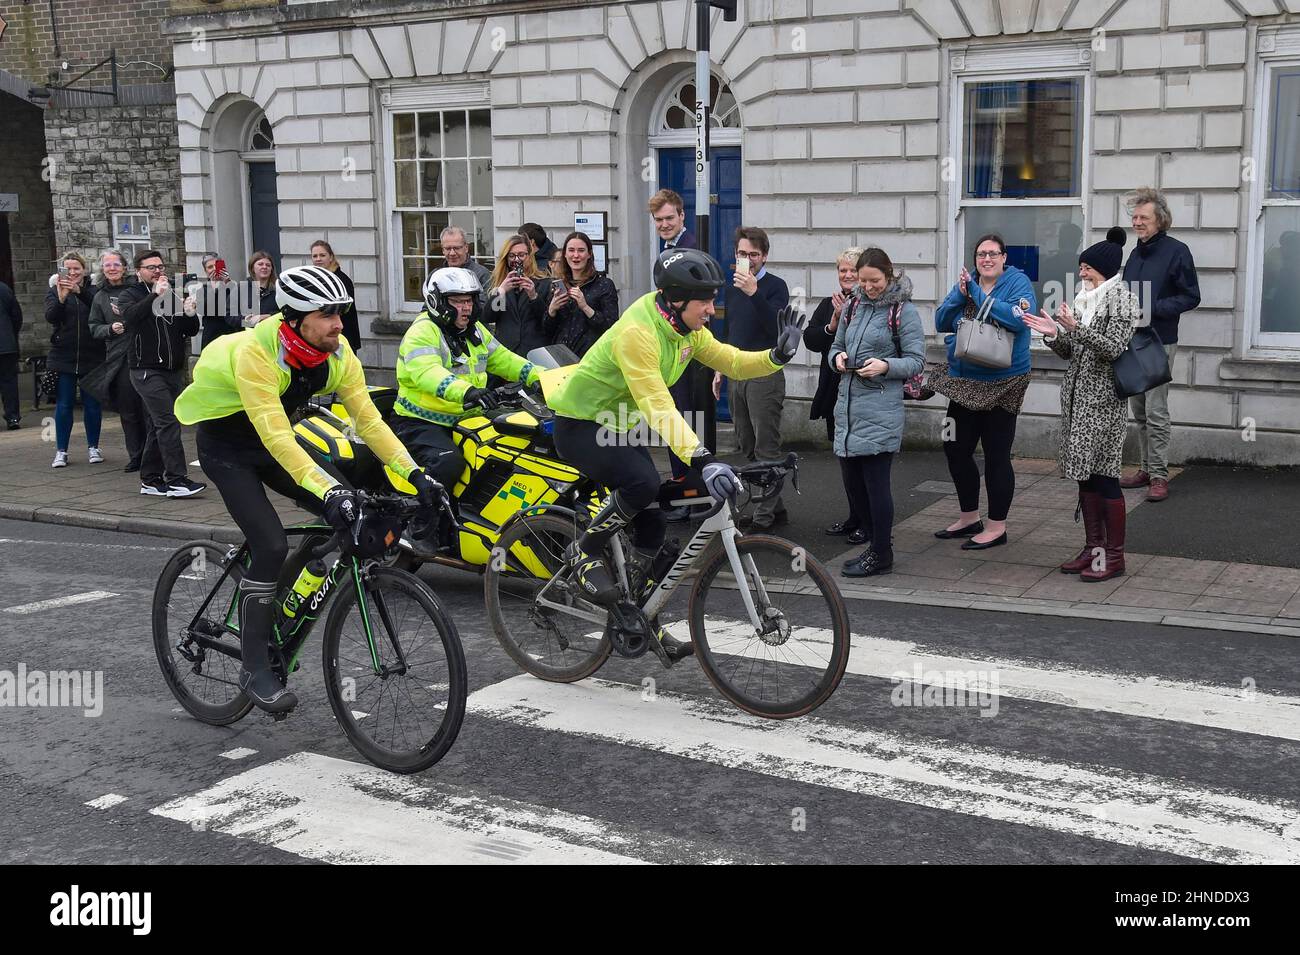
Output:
[43, 104, 185, 276]
[0, 94, 57, 356]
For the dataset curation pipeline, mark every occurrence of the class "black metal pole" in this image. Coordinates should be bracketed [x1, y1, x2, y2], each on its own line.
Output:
[693, 0, 717, 453]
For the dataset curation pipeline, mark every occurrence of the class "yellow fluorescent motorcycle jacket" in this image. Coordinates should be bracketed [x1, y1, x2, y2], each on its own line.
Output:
[395, 313, 539, 426]
[175, 314, 418, 498]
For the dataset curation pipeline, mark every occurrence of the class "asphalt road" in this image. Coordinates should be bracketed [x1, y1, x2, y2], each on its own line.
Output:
[2, 517, 1298, 865]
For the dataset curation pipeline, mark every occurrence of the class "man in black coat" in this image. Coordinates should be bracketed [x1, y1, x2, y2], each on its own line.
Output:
[1118, 189, 1200, 502]
[118, 249, 205, 498]
[0, 280, 22, 429]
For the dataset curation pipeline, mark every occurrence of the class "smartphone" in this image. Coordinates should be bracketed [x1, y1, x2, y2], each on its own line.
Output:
[58, 265, 70, 280]
[735, 256, 750, 277]
[512, 265, 524, 278]
[213, 258, 228, 281]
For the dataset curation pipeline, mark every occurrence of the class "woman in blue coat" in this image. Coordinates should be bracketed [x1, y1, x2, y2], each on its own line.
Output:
[931, 233, 1034, 550]
[830, 248, 925, 578]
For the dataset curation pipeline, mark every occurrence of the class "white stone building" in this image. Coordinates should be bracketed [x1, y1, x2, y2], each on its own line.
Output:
[167, 0, 1300, 466]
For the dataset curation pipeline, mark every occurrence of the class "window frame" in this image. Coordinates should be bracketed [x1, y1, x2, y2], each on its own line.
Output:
[1246, 31, 1300, 356]
[947, 44, 1092, 317]
[110, 209, 152, 264]
[380, 82, 492, 315]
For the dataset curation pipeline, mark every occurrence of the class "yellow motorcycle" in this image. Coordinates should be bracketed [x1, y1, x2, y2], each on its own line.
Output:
[290, 349, 594, 575]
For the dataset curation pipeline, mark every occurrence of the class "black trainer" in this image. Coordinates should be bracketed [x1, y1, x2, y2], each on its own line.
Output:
[167, 476, 207, 497]
[5, 418, 19, 431]
[140, 479, 169, 496]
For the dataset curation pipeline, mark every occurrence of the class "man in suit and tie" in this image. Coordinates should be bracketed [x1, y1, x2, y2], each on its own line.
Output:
[649, 189, 698, 519]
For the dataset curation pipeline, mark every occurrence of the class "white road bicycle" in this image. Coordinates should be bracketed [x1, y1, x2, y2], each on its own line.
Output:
[483, 453, 851, 719]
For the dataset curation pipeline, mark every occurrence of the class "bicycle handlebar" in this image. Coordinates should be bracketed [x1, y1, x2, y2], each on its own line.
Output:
[304, 488, 450, 561]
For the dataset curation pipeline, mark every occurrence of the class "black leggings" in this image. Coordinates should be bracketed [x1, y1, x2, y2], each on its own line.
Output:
[839, 452, 895, 556]
[553, 416, 666, 552]
[1080, 474, 1122, 500]
[198, 428, 334, 581]
[943, 401, 1018, 521]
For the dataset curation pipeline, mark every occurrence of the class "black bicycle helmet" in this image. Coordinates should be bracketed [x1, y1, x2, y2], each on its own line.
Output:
[654, 248, 725, 302]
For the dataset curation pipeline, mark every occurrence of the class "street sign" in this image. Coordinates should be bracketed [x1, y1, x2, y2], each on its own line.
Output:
[695, 105, 708, 189]
[0, 194, 18, 213]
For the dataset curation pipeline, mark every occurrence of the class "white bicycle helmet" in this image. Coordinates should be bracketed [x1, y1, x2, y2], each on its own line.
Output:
[276, 265, 352, 319]
[423, 267, 483, 330]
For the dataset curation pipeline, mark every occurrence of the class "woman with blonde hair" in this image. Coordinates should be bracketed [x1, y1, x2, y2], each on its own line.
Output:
[44, 251, 105, 467]
[487, 233, 552, 360]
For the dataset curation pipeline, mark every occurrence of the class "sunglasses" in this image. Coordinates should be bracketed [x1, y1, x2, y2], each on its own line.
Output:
[317, 303, 346, 316]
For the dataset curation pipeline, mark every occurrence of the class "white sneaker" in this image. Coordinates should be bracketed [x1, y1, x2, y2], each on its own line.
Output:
[88, 447, 104, 464]
[52, 451, 68, 468]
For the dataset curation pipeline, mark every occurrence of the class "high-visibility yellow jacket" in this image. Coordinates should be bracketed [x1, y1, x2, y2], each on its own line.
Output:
[395, 314, 537, 427]
[175, 314, 417, 499]
[547, 292, 780, 462]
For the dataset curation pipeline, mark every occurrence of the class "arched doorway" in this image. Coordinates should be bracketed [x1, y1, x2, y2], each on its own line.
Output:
[243, 115, 280, 269]
[209, 99, 279, 275]
[648, 71, 743, 267]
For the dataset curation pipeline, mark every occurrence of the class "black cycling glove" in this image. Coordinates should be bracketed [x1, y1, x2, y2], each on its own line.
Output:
[322, 487, 358, 534]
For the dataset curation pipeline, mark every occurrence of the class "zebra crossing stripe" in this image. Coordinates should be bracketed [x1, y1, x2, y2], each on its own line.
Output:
[666, 618, 1300, 742]
[466, 675, 1300, 864]
[149, 752, 734, 865]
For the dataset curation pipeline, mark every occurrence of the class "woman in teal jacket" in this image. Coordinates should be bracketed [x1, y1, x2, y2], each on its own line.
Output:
[829, 248, 925, 579]
[931, 233, 1034, 551]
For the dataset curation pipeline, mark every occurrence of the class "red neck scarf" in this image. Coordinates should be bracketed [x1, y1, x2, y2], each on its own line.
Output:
[278, 321, 330, 369]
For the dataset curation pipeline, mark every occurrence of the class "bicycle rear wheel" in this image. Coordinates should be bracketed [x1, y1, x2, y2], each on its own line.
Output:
[322, 566, 467, 774]
[484, 510, 612, 682]
[688, 534, 850, 719]
[152, 541, 254, 725]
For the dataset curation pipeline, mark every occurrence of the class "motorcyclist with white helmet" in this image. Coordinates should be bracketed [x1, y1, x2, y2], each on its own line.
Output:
[392, 267, 541, 491]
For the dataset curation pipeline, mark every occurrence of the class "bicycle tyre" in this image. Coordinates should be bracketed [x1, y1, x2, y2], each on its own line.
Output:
[322, 566, 467, 774]
[152, 541, 255, 726]
[484, 509, 612, 683]
[688, 534, 851, 719]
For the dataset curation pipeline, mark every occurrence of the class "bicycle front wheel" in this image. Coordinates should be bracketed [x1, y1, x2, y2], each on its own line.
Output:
[688, 534, 850, 719]
[484, 510, 612, 682]
[322, 566, 467, 774]
[152, 541, 254, 725]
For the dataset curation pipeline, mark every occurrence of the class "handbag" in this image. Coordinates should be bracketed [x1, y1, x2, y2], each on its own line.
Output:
[39, 368, 60, 401]
[954, 293, 1013, 369]
[886, 304, 933, 400]
[1112, 325, 1171, 399]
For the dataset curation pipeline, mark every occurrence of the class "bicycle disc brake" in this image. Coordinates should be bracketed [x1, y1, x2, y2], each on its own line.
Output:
[606, 601, 651, 659]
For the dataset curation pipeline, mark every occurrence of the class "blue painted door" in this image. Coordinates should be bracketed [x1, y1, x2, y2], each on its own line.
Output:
[658, 146, 741, 419]
[248, 161, 282, 269]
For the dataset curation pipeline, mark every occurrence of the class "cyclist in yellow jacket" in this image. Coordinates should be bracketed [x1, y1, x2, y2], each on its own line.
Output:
[175, 265, 441, 714]
[392, 267, 539, 492]
[547, 248, 805, 649]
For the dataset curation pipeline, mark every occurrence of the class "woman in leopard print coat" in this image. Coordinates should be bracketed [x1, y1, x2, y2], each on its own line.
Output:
[1024, 227, 1138, 583]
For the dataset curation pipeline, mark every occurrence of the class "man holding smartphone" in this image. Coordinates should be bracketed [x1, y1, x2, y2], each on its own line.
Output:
[716, 226, 791, 530]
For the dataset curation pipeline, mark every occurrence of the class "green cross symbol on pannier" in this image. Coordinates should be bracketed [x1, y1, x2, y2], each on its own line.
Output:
[496, 483, 529, 504]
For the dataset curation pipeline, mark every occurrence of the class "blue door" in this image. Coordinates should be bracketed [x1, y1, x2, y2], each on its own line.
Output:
[658, 146, 741, 419]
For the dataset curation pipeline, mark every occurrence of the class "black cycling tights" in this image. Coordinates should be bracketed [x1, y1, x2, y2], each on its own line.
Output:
[1080, 474, 1123, 500]
[198, 428, 333, 582]
[553, 416, 666, 553]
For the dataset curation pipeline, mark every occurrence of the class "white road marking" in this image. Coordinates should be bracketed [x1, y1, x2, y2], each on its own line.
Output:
[3, 591, 119, 615]
[664, 617, 1300, 742]
[219, 748, 258, 760]
[467, 676, 1300, 864]
[85, 794, 128, 810]
[149, 752, 732, 864]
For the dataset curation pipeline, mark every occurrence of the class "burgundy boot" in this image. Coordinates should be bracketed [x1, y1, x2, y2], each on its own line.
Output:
[1081, 499, 1126, 582]
[1060, 491, 1105, 574]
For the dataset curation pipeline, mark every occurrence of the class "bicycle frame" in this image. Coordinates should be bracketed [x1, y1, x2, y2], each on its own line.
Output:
[181, 524, 395, 680]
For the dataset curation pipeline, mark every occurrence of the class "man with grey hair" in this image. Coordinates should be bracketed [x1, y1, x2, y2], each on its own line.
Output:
[440, 227, 491, 287]
[1119, 187, 1200, 502]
